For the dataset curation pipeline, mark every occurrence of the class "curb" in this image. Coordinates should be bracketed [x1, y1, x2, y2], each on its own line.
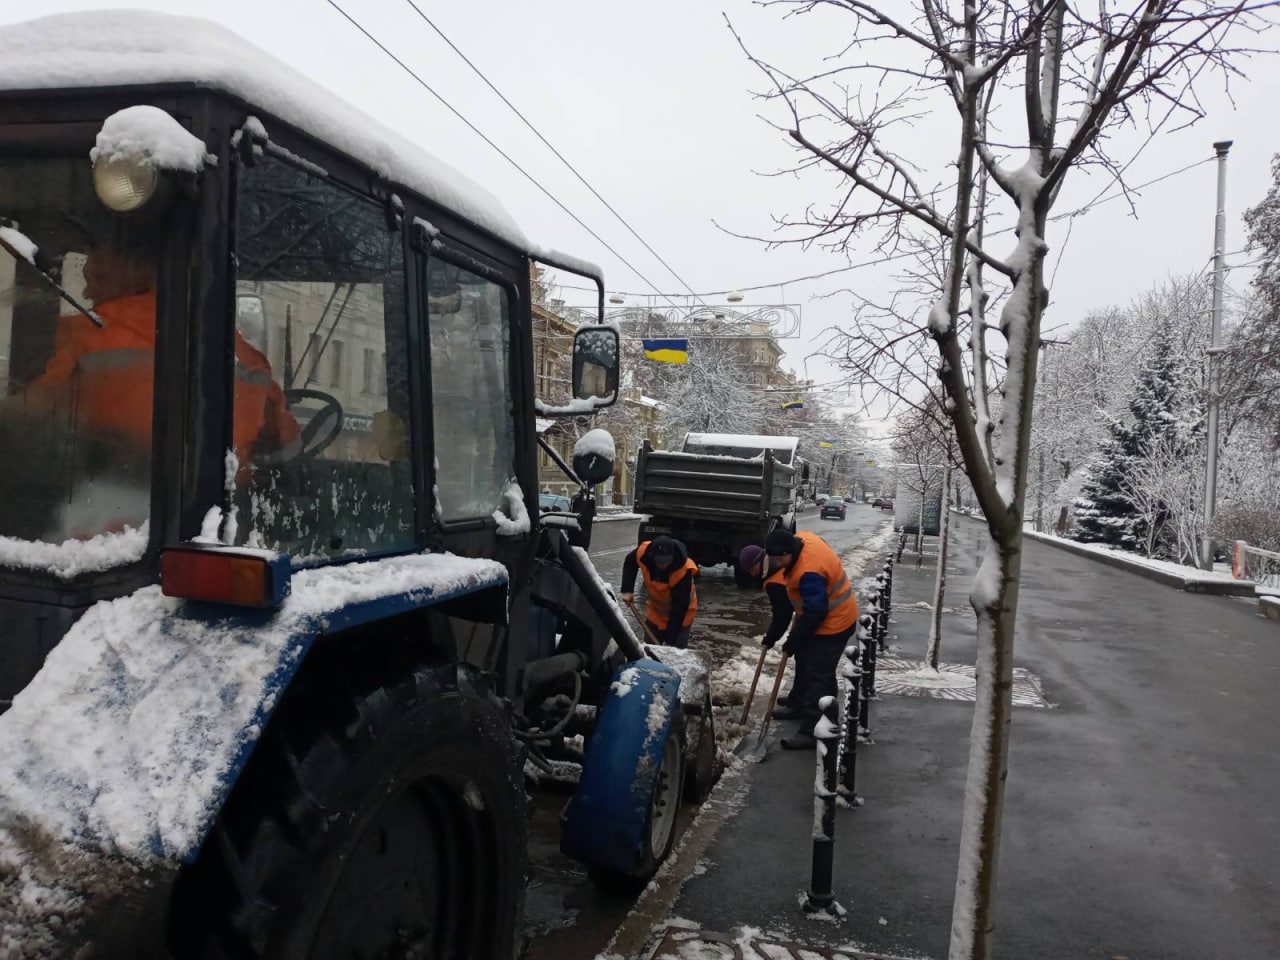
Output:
[956, 516, 1258, 597]
[1259, 596, 1280, 623]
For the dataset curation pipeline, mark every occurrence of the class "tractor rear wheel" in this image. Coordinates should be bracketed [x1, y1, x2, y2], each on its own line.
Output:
[172, 655, 526, 959]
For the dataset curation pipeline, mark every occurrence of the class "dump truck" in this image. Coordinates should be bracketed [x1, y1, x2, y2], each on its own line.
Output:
[0, 11, 713, 957]
[634, 432, 799, 568]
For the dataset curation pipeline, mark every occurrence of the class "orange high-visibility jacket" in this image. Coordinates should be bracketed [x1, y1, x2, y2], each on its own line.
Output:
[29, 292, 299, 467]
[636, 540, 699, 630]
[782, 530, 858, 635]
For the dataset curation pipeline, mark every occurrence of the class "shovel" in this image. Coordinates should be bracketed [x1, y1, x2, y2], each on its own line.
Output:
[736, 650, 789, 762]
[623, 597, 663, 647]
[738, 646, 768, 726]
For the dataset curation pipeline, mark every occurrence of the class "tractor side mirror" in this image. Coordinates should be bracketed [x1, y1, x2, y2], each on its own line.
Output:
[571, 325, 619, 408]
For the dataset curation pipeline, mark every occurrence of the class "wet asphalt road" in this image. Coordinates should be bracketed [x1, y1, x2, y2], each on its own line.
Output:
[656, 515, 1280, 960]
[519, 503, 895, 960]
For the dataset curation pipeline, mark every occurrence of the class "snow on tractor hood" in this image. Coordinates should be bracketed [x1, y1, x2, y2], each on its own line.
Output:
[0, 552, 507, 863]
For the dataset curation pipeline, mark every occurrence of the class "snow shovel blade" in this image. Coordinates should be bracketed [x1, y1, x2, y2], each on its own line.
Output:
[736, 721, 773, 763]
[733, 650, 788, 763]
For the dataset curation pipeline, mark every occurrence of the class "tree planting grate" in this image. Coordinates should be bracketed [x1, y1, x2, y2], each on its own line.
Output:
[646, 925, 921, 959]
[873, 657, 1050, 708]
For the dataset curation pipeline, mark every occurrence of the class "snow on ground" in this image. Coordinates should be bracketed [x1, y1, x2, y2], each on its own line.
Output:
[1022, 528, 1244, 585]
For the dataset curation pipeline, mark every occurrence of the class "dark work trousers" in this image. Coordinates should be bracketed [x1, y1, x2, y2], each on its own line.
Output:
[646, 620, 691, 649]
[791, 623, 856, 735]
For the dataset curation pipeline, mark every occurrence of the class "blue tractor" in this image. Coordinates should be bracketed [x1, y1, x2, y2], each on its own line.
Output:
[0, 11, 713, 956]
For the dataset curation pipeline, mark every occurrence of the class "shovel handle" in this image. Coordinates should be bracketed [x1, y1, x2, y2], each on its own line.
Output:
[624, 597, 663, 647]
[755, 651, 790, 741]
[738, 645, 769, 725]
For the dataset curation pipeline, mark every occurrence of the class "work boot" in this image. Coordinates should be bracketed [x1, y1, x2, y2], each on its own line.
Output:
[771, 704, 801, 720]
[780, 730, 817, 750]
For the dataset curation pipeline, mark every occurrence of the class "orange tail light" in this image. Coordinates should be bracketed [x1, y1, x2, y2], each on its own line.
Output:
[161, 545, 290, 608]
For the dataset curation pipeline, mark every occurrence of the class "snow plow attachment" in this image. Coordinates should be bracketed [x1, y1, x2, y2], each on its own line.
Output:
[561, 658, 684, 891]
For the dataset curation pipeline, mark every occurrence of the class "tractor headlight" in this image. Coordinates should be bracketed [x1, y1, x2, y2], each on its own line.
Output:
[93, 156, 159, 212]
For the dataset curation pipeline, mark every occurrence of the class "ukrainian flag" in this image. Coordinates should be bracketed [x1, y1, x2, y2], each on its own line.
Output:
[642, 338, 689, 364]
[781, 399, 804, 410]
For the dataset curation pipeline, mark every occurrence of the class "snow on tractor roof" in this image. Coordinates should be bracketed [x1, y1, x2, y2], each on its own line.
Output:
[0, 9, 530, 252]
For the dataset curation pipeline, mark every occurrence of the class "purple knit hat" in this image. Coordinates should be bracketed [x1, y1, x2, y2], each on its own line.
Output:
[739, 544, 766, 573]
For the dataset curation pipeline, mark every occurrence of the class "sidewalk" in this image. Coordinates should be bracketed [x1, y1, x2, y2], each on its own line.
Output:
[600, 516, 1280, 960]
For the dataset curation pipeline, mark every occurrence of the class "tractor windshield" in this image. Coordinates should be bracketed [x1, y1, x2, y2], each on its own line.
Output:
[0, 152, 160, 569]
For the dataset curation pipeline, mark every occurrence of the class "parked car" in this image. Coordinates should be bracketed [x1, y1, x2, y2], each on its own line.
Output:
[539, 492, 573, 512]
[820, 496, 847, 520]
[815, 493, 829, 506]
[879, 498, 894, 511]
[872, 497, 884, 508]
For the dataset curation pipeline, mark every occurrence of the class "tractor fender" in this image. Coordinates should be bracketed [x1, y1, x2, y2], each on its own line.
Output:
[560, 657, 681, 876]
[0, 552, 507, 957]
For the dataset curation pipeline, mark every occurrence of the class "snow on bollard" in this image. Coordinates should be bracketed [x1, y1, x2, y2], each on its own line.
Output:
[837, 628, 866, 806]
[882, 558, 894, 622]
[804, 694, 843, 917]
[872, 575, 888, 651]
[858, 612, 877, 740]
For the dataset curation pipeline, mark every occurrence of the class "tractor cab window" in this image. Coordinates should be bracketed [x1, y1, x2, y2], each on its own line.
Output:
[232, 152, 414, 562]
[0, 153, 159, 555]
[427, 259, 514, 522]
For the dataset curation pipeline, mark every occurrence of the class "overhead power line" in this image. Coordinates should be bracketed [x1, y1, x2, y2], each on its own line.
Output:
[399, 0, 709, 309]
[555, 155, 1218, 301]
[322, 0, 681, 308]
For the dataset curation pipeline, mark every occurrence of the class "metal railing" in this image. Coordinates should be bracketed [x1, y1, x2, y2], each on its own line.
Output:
[803, 552, 893, 915]
[1232, 540, 1280, 591]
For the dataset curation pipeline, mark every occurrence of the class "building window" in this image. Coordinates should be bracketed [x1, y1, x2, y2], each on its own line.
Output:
[362, 347, 375, 394]
[329, 339, 344, 388]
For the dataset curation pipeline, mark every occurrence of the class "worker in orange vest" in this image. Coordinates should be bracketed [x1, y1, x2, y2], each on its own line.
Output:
[620, 536, 698, 648]
[763, 528, 859, 749]
[16, 237, 300, 538]
[738, 543, 801, 708]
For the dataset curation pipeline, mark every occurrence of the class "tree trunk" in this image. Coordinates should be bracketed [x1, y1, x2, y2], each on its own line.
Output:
[1034, 448, 1045, 532]
[950, 533, 1023, 960]
[916, 499, 925, 557]
[926, 459, 953, 670]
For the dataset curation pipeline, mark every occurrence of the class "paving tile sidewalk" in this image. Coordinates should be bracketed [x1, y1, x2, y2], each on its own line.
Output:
[603, 517, 1280, 960]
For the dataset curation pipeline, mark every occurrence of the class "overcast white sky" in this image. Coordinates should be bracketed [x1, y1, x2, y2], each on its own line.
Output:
[7, 1, 1277, 440]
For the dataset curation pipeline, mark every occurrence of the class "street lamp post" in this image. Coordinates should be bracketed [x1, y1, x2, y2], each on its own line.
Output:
[1202, 139, 1232, 571]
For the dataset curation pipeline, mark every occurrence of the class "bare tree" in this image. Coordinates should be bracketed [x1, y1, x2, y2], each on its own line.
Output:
[892, 397, 959, 667]
[732, 3, 1273, 956]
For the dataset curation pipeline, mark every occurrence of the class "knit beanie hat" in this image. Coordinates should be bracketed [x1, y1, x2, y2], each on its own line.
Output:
[739, 544, 766, 572]
[765, 529, 800, 556]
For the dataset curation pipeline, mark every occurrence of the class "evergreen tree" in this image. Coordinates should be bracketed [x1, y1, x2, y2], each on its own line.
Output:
[1074, 326, 1203, 552]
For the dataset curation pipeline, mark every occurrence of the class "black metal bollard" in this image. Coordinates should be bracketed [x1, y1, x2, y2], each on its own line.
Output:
[837, 625, 865, 802]
[883, 558, 894, 618]
[873, 574, 888, 652]
[804, 694, 840, 914]
[858, 612, 877, 738]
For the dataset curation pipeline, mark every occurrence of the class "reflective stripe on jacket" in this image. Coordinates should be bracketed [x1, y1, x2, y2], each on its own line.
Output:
[783, 529, 858, 635]
[636, 540, 699, 630]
